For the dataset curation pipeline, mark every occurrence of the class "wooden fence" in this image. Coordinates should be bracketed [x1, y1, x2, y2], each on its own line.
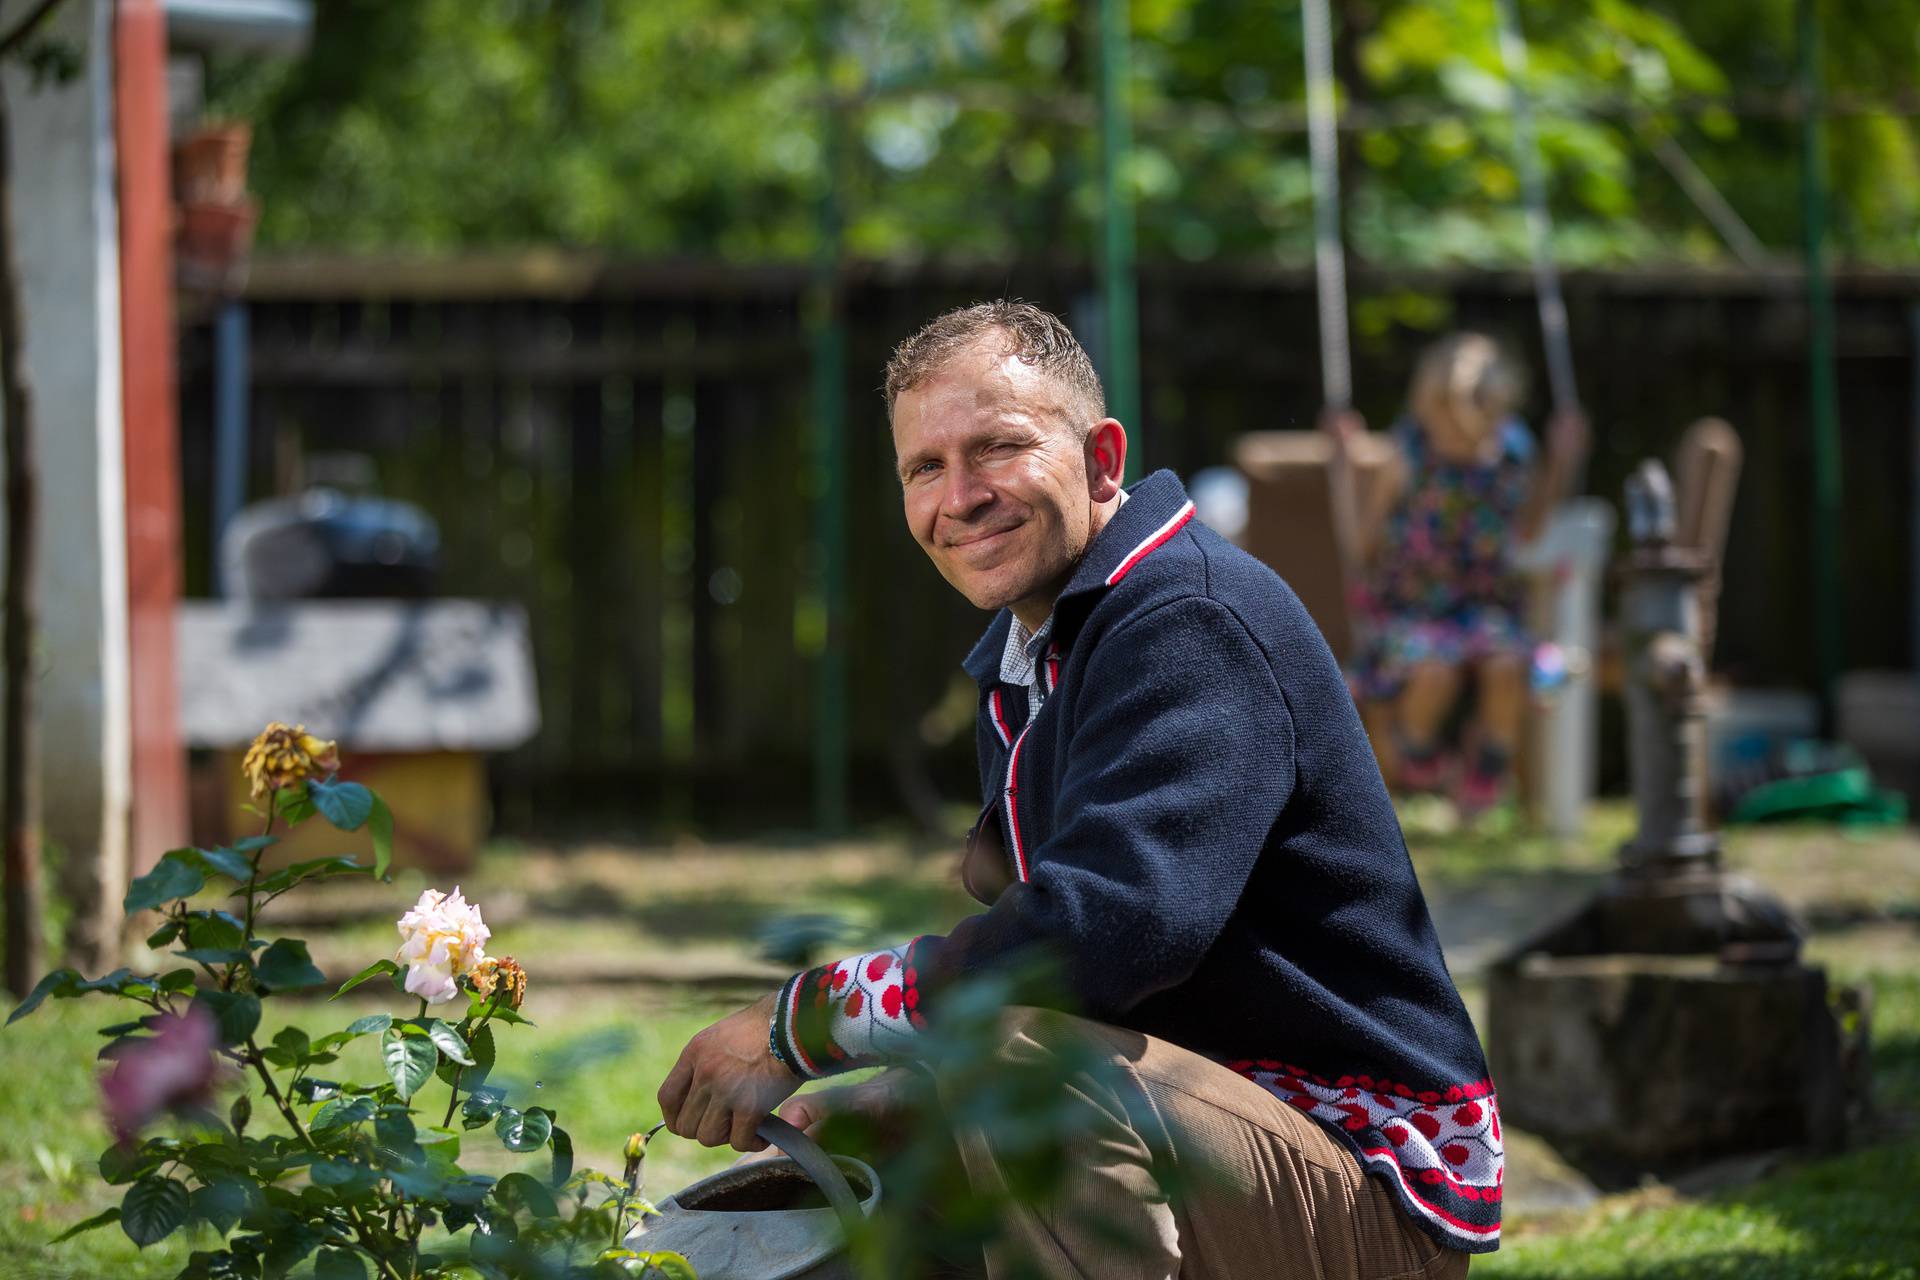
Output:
[177, 255, 1920, 831]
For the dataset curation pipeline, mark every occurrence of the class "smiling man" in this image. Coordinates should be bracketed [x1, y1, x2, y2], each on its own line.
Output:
[659, 301, 1497, 1279]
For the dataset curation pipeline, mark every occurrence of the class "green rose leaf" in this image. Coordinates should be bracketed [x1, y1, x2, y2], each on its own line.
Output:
[50, 1206, 121, 1243]
[6, 968, 78, 1023]
[491, 1170, 560, 1220]
[188, 1178, 254, 1235]
[183, 911, 247, 950]
[332, 959, 400, 1000]
[254, 939, 326, 991]
[312, 1095, 377, 1133]
[145, 920, 181, 948]
[444, 1173, 495, 1207]
[314, 1246, 369, 1280]
[230, 834, 276, 854]
[309, 779, 374, 831]
[261, 1222, 323, 1275]
[181, 1143, 250, 1179]
[382, 1028, 438, 1100]
[273, 783, 318, 825]
[185, 845, 257, 882]
[9, 967, 154, 1022]
[262, 1025, 312, 1067]
[124, 853, 207, 914]
[250, 855, 365, 896]
[98, 1142, 162, 1186]
[368, 794, 394, 881]
[179, 948, 249, 967]
[495, 1105, 552, 1152]
[460, 1086, 506, 1129]
[121, 1174, 189, 1247]
[309, 1159, 373, 1190]
[292, 1078, 341, 1103]
[548, 1125, 574, 1188]
[630, 1252, 697, 1280]
[426, 1019, 475, 1065]
[440, 1020, 496, 1089]
[194, 990, 261, 1046]
[346, 1012, 393, 1037]
[375, 1109, 420, 1163]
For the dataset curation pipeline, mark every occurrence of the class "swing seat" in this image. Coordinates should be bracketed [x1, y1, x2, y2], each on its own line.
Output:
[1231, 418, 1743, 833]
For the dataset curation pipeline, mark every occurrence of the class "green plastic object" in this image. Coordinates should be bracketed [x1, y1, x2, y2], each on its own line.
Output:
[1728, 766, 1908, 827]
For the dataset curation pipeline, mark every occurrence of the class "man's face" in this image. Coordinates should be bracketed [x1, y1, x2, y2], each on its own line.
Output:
[892, 343, 1097, 618]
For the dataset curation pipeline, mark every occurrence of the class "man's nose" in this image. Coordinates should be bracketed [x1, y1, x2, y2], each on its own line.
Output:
[940, 464, 994, 519]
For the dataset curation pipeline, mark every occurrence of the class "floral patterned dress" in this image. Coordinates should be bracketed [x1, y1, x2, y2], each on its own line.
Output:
[1348, 417, 1536, 701]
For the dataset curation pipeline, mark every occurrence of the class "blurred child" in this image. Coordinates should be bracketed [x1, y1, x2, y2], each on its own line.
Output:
[1329, 333, 1587, 818]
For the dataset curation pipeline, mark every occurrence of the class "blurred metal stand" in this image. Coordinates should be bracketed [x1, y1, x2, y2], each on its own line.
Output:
[1486, 461, 1857, 1178]
[212, 300, 249, 596]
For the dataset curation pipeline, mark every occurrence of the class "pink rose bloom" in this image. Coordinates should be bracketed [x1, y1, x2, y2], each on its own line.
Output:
[395, 886, 491, 1003]
[100, 1005, 221, 1143]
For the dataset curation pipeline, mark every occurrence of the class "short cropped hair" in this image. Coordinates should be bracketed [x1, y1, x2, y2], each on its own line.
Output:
[883, 300, 1107, 435]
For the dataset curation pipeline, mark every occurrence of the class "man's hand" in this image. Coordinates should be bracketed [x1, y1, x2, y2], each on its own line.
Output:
[736, 1070, 919, 1166]
[657, 991, 803, 1152]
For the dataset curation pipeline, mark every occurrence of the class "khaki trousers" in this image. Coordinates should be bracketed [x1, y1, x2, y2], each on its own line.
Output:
[944, 1009, 1468, 1280]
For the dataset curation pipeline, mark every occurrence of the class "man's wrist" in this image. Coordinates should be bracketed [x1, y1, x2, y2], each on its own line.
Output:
[766, 973, 808, 1079]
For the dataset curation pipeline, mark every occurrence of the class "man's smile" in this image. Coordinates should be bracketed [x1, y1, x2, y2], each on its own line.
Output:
[944, 522, 1023, 552]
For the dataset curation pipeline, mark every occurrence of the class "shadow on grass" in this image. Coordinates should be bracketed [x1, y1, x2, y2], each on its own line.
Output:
[525, 871, 971, 948]
[1488, 1142, 1920, 1280]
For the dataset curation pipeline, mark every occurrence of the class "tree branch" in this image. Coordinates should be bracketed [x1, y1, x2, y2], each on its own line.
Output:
[0, 0, 67, 61]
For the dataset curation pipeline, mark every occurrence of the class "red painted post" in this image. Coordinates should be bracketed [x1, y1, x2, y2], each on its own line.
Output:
[116, 0, 186, 875]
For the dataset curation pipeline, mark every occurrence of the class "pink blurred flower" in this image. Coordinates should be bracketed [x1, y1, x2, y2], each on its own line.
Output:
[100, 1004, 222, 1143]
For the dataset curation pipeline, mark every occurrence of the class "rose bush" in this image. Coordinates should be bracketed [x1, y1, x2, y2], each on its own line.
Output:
[7, 725, 692, 1280]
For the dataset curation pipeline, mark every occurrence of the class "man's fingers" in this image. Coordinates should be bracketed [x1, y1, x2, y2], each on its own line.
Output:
[729, 1109, 765, 1153]
[775, 1096, 820, 1130]
[657, 1052, 693, 1129]
[669, 1083, 710, 1141]
[695, 1099, 735, 1149]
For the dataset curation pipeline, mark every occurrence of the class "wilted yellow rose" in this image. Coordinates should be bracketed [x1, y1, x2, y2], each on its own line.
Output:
[241, 722, 340, 800]
[471, 955, 528, 1010]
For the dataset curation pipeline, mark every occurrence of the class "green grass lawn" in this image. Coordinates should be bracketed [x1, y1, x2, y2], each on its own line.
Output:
[3, 814, 1917, 1278]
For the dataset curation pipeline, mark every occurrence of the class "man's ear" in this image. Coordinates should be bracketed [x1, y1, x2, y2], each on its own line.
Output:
[1086, 418, 1128, 502]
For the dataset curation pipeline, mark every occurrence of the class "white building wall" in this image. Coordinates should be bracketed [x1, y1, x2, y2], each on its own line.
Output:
[0, 0, 130, 964]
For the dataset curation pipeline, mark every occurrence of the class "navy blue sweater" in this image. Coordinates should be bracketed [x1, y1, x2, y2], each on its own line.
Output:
[774, 470, 1503, 1252]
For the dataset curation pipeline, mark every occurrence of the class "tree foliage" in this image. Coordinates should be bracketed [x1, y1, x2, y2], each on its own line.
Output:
[207, 0, 1920, 266]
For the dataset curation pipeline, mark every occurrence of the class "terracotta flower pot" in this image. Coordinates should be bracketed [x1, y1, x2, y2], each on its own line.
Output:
[176, 198, 259, 291]
[174, 123, 252, 206]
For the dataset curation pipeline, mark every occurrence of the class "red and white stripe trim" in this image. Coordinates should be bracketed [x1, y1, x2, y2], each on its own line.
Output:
[781, 978, 823, 1078]
[1003, 720, 1036, 882]
[1105, 501, 1196, 586]
[988, 687, 1013, 748]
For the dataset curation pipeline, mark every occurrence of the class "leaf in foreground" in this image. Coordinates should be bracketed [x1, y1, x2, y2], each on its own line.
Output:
[121, 1174, 189, 1246]
[495, 1105, 552, 1152]
[50, 1206, 120, 1243]
[382, 1028, 438, 1100]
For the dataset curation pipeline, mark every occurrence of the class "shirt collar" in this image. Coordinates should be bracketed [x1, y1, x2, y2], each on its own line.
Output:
[964, 472, 1191, 687]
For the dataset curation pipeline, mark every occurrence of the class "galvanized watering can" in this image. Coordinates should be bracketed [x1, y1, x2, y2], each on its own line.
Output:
[626, 1116, 880, 1280]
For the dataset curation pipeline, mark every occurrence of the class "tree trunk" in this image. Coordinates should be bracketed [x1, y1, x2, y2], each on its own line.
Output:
[0, 73, 44, 997]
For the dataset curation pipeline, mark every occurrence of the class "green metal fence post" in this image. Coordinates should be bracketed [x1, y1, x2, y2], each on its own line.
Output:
[811, 0, 849, 834]
[1798, 0, 1843, 724]
[1098, 0, 1142, 480]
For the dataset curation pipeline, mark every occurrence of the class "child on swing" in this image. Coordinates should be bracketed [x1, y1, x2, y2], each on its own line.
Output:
[1328, 332, 1587, 818]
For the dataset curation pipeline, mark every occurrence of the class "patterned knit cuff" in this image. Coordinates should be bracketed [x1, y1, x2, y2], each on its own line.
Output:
[767, 942, 927, 1080]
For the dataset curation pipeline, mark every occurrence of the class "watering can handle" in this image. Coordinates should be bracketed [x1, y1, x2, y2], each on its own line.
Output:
[754, 1114, 865, 1236]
